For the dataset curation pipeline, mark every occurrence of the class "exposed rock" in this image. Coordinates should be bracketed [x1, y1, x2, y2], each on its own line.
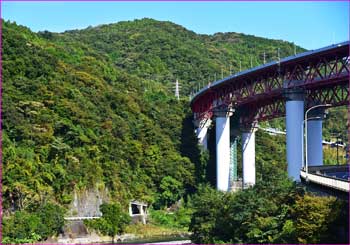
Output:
[67, 188, 109, 217]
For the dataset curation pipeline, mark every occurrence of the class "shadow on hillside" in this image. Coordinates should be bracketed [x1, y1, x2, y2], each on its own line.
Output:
[180, 114, 216, 190]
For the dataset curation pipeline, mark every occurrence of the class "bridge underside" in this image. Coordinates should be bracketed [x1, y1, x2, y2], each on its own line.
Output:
[240, 79, 348, 125]
[191, 42, 349, 125]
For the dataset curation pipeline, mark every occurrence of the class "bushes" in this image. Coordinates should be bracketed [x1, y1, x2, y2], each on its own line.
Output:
[158, 176, 184, 208]
[36, 203, 65, 239]
[84, 203, 130, 242]
[189, 183, 349, 244]
[2, 211, 42, 243]
[2, 203, 65, 243]
[292, 194, 349, 244]
[189, 185, 226, 243]
[149, 200, 193, 230]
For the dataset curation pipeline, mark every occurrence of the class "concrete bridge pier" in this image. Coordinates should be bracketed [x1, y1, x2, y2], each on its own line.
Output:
[242, 124, 257, 188]
[215, 107, 232, 191]
[284, 86, 305, 181]
[307, 109, 325, 166]
[195, 118, 212, 150]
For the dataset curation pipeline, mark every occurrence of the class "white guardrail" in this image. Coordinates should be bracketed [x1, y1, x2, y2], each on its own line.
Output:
[300, 171, 350, 192]
[64, 216, 101, 221]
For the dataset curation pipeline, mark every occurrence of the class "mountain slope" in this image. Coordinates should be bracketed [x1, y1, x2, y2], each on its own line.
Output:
[2, 18, 345, 215]
[43, 18, 304, 95]
[2, 20, 198, 212]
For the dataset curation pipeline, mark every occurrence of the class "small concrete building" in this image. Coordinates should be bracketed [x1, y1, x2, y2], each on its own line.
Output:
[129, 201, 148, 224]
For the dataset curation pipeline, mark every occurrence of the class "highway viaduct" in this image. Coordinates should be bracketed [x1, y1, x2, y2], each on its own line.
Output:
[190, 41, 350, 191]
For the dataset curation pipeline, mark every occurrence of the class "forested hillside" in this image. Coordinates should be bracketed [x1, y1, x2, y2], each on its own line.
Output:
[2, 18, 348, 243]
[2, 18, 303, 210]
[40, 18, 303, 95]
[2, 19, 198, 211]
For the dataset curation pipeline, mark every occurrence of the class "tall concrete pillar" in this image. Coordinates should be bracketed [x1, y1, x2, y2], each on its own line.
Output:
[196, 118, 212, 150]
[242, 126, 257, 188]
[307, 117, 323, 166]
[284, 87, 304, 181]
[215, 109, 231, 191]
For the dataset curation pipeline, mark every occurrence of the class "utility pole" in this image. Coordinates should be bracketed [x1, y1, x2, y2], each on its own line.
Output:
[221, 68, 224, 79]
[229, 65, 232, 74]
[240, 60, 242, 72]
[277, 48, 280, 62]
[250, 56, 253, 68]
[336, 134, 340, 165]
[263, 51, 266, 64]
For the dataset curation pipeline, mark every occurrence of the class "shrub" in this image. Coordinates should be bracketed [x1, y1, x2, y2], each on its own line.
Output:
[85, 203, 130, 242]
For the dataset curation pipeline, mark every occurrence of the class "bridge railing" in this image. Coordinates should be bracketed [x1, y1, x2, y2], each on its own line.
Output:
[300, 170, 350, 192]
[64, 216, 101, 221]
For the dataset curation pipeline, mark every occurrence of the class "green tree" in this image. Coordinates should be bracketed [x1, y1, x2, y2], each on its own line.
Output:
[2, 203, 65, 243]
[189, 185, 226, 244]
[85, 203, 130, 242]
[159, 176, 184, 207]
[36, 203, 65, 239]
[292, 194, 349, 244]
[3, 18, 345, 243]
[2, 211, 42, 242]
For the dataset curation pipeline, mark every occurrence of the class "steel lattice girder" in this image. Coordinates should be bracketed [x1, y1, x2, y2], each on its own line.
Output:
[191, 43, 349, 123]
[306, 81, 349, 108]
[239, 82, 349, 125]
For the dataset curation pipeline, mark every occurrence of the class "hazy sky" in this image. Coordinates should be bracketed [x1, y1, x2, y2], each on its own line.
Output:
[2, 1, 349, 49]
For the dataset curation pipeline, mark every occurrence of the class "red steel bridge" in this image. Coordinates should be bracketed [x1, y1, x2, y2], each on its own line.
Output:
[191, 41, 349, 125]
[190, 41, 349, 191]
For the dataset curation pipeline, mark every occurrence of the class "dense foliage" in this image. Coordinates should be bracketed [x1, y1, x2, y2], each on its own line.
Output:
[48, 18, 304, 95]
[2, 17, 347, 243]
[2, 17, 302, 211]
[84, 203, 130, 241]
[2, 19, 200, 214]
[2, 203, 65, 243]
[190, 182, 349, 244]
[149, 200, 193, 230]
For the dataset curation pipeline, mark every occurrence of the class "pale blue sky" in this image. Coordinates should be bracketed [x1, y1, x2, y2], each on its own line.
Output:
[2, 1, 349, 49]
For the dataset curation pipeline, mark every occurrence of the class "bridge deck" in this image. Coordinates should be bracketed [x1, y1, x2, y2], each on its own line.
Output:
[300, 165, 350, 193]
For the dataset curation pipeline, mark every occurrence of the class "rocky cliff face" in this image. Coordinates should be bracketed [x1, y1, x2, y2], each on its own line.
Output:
[67, 188, 110, 217]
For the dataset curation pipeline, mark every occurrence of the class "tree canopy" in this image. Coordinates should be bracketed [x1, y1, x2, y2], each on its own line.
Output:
[2, 18, 347, 243]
